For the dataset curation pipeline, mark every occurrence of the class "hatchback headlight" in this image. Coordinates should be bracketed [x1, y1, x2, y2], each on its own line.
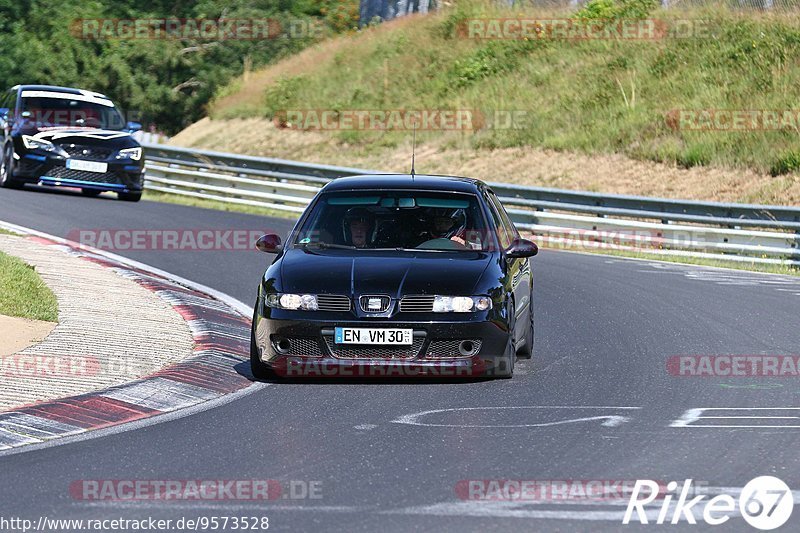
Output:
[433, 296, 492, 313]
[22, 135, 59, 152]
[116, 147, 142, 161]
[265, 293, 318, 311]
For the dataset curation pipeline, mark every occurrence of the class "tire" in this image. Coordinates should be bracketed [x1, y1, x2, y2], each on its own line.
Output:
[118, 191, 142, 202]
[516, 298, 534, 359]
[0, 143, 22, 189]
[492, 302, 516, 379]
[250, 311, 278, 381]
[492, 336, 516, 379]
[81, 189, 102, 197]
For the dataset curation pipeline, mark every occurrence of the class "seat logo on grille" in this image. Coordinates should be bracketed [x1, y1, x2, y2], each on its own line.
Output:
[359, 295, 390, 313]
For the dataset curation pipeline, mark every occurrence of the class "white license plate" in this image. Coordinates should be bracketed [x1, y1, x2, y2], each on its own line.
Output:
[334, 327, 412, 345]
[67, 159, 108, 173]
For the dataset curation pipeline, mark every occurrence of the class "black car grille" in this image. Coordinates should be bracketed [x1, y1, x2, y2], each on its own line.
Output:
[426, 339, 482, 358]
[282, 337, 324, 357]
[399, 295, 435, 312]
[59, 144, 113, 161]
[323, 336, 424, 359]
[316, 295, 351, 312]
[45, 166, 124, 185]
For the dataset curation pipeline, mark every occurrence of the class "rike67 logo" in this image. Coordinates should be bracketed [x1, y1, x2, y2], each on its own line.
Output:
[623, 477, 793, 530]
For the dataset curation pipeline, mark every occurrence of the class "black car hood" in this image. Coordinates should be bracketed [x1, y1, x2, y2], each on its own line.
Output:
[277, 249, 494, 297]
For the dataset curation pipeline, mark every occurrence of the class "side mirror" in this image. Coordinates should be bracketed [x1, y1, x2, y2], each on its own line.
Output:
[256, 234, 282, 254]
[126, 121, 142, 133]
[506, 238, 538, 258]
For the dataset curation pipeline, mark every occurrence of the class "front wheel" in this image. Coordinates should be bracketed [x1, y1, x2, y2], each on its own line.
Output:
[516, 302, 534, 359]
[250, 311, 278, 381]
[491, 302, 516, 379]
[0, 143, 22, 189]
[492, 336, 516, 379]
[118, 191, 142, 202]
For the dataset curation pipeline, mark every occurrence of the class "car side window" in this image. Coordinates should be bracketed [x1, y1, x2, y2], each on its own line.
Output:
[485, 190, 511, 249]
[492, 192, 519, 241]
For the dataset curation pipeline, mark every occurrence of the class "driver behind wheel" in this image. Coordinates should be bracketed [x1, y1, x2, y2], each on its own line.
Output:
[425, 208, 467, 247]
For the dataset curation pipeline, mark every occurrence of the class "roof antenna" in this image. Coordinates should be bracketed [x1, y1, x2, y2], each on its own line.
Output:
[410, 117, 417, 179]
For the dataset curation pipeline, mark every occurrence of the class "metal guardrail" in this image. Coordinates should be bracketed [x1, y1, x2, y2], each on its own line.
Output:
[143, 143, 800, 267]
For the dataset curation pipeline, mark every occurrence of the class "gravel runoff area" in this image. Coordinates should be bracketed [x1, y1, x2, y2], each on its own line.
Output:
[0, 234, 194, 411]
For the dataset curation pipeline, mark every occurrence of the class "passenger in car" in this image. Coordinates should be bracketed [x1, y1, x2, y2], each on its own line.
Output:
[343, 207, 375, 248]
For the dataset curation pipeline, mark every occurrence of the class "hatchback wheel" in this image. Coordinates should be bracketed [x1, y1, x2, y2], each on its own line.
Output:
[118, 191, 142, 202]
[250, 311, 279, 381]
[517, 299, 534, 359]
[0, 143, 22, 189]
[492, 302, 516, 379]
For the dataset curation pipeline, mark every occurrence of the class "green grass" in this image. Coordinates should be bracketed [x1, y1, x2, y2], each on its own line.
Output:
[0, 250, 58, 322]
[210, 0, 800, 176]
[143, 189, 297, 220]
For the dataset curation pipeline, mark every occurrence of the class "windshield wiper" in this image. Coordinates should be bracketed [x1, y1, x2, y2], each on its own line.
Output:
[300, 242, 357, 250]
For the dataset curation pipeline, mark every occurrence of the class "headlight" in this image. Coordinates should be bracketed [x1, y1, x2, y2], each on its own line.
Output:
[433, 296, 492, 313]
[116, 147, 142, 161]
[22, 135, 58, 152]
[265, 293, 318, 311]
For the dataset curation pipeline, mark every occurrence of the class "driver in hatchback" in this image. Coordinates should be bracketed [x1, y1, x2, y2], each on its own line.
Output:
[423, 208, 468, 247]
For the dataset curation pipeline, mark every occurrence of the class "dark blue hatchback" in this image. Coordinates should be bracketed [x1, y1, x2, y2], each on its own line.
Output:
[0, 85, 144, 201]
[250, 174, 539, 380]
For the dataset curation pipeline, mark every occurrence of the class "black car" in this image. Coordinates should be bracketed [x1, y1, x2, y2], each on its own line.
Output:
[251, 174, 538, 380]
[0, 85, 144, 201]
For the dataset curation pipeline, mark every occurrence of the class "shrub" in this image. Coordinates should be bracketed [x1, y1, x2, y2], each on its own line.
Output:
[770, 152, 800, 176]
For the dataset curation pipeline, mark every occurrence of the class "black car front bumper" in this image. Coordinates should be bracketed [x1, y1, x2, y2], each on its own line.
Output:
[15, 151, 144, 194]
[253, 313, 511, 378]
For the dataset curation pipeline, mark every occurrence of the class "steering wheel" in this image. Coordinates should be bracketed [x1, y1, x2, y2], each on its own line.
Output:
[416, 238, 467, 250]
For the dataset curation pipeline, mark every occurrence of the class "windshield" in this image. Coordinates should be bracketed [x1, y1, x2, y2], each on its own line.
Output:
[294, 190, 494, 251]
[19, 95, 126, 130]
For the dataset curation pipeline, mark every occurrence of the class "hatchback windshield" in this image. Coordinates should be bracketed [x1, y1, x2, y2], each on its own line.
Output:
[294, 191, 493, 251]
[20, 95, 126, 130]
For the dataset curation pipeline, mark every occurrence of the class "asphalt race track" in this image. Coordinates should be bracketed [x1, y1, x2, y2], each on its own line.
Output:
[1, 185, 799, 532]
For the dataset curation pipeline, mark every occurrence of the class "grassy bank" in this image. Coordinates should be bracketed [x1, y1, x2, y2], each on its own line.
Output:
[207, 0, 800, 177]
[0, 249, 58, 322]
